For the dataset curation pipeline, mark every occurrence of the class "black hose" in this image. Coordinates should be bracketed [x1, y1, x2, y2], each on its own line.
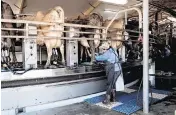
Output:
[2, 62, 34, 75]
[136, 77, 154, 108]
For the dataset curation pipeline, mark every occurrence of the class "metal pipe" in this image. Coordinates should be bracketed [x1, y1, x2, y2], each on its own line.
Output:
[143, 0, 149, 113]
[106, 7, 142, 32]
[39, 46, 42, 65]
[125, 12, 128, 25]
[1, 35, 156, 42]
[1, 19, 105, 29]
[1, 27, 158, 38]
[1, 19, 54, 25]
[15, 14, 34, 16]
[0, 27, 142, 34]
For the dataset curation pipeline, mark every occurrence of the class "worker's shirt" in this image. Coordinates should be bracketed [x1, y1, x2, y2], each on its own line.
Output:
[95, 48, 121, 72]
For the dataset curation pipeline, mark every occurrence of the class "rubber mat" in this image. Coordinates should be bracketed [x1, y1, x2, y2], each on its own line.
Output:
[84, 88, 171, 115]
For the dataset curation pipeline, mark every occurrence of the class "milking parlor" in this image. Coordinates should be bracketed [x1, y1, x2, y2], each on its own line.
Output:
[1, 0, 176, 115]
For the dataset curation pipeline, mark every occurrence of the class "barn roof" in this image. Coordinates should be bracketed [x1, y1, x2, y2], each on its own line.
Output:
[2, 0, 176, 22]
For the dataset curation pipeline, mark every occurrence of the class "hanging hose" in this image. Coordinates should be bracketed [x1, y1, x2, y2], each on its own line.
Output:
[1, 62, 34, 75]
[136, 76, 154, 108]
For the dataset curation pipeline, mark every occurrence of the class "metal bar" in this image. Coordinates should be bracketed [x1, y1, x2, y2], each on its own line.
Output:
[27, 28, 139, 35]
[125, 12, 128, 25]
[1, 19, 105, 29]
[1, 19, 54, 25]
[143, 0, 149, 113]
[1, 19, 157, 38]
[1, 27, 158, 38]
[0, 27, 138, 34]
[0, 35, 148, 40]
[31, 29, 106, 35]
[15, 14, 34, 16]
[0, 35, 156, 43]
[1, 28, 26, 31]
[1, 26, 158, 39]
[106, 7, 142, 32]
[26, 23, 29, 38]
[61, 23, 105, 29]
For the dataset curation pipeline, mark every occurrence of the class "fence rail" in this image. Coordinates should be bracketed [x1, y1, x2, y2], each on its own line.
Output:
[1, 19, 156, 42]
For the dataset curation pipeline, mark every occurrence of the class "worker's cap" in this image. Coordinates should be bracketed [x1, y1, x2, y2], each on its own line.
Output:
[99, 41, 110, 50]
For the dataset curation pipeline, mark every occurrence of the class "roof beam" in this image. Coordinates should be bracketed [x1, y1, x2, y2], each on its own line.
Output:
[14, 0, 25, 14]
[83, 1, 101, 15]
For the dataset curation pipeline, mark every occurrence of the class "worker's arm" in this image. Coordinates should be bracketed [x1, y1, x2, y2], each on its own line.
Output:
[95, 51, 109, 61]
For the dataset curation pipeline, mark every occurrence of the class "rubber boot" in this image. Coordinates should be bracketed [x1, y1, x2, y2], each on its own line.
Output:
[112, 89, 116, 102]
[110, 92, 113, 102]
[102, 94, 110, 105]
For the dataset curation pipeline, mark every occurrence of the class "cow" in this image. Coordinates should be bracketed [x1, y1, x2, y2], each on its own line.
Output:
[66, 13, 103, 63]
[20, 6, 65, 68]
[79, 13, 103, 63]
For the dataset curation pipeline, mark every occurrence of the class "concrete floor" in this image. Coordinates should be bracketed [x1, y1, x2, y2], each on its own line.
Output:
[134, 102, 176, 115]
[20, 100, 175, 115]
[20, 102, 123, 115]
[20, 89, 176, 115]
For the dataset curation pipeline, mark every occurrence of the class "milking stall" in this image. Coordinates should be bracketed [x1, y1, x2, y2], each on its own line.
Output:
[1, 0, 176, 115]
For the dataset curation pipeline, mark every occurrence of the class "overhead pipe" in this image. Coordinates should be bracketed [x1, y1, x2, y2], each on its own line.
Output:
[84, 1, 101, 15]
[105, 7, 142, 34]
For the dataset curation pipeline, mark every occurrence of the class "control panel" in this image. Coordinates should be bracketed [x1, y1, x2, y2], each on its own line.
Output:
[65, 27, 79, 67]
[23, 25, 37, 70]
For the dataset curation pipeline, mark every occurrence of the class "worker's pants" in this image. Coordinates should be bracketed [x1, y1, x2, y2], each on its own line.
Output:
[105, 62, 121, 95]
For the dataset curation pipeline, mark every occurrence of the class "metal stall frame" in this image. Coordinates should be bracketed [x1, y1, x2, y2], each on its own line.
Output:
[1, 6, 143, 66]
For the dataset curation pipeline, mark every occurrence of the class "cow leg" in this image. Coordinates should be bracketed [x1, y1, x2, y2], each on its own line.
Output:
[60, 43, 65, 65]
[45, 47, 52, 68]
[10, 31, 16, 62]
[10, 35, 17, 63]
[95, 47, 99, 54]
[80, 45, 84, 62]
[7, 48, 11, 65]
[86, 48, 91, 57]
[89, 41, 95, 64]
[85, 48, 92, 62]
[85, 48, 88, 62]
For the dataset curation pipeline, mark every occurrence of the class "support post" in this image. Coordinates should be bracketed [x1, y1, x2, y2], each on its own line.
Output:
[143, 0, 149, 114]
